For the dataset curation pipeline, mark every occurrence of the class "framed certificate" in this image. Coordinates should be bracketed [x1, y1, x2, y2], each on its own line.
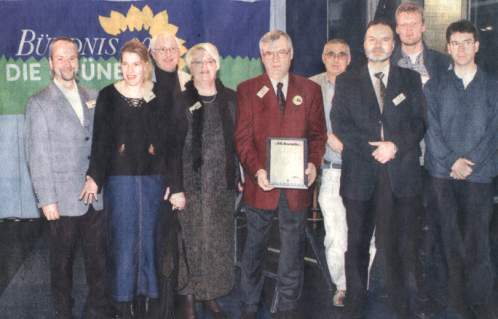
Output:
[266, 137, 308, 189]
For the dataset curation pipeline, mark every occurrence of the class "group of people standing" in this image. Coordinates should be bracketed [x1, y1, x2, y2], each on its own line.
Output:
[312, 3, 498, 319]
[23, 2, 497, 319]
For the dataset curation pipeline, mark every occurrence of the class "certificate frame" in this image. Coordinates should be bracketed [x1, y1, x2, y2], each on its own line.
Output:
[266, 137, 308, 189]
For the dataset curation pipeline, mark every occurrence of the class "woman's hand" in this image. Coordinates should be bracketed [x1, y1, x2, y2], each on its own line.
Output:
[79, 176, 98, 205]
[170, 192, 186, 211]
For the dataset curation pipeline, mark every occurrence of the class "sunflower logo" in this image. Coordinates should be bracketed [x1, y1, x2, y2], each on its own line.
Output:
[99, 5, 188, 58]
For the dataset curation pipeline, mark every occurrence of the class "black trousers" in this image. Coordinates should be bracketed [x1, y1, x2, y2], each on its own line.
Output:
[429, 177, 495, 306]
[343, 169, 422, 317]
[240, 192, 307, 313]
[48, 206, 107, 318]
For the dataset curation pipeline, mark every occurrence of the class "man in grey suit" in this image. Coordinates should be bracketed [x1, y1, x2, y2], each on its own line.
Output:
[24, 37, 120, 319]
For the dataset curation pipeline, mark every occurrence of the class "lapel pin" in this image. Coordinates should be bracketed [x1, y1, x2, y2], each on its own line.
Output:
[292, 95, 303, 106]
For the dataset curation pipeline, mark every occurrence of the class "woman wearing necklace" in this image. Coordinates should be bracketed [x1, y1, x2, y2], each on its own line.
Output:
[81, 39, 174, 317]
[169, 43, 238, 319]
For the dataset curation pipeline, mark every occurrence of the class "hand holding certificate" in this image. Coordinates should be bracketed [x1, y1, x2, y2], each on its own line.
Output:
[266, 137, 308, 189]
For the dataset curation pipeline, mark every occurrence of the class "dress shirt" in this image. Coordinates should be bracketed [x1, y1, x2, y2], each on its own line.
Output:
[270, 74, 289, 99]
[54, 79, 84, 125]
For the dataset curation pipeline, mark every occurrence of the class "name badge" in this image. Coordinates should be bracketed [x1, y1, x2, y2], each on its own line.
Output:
[86, 100, 96, 109]
[189, 101, 202, 113]
[143, 92, 156, 103]
[257, 85, 270, 98]
[392, 93, 406, 106]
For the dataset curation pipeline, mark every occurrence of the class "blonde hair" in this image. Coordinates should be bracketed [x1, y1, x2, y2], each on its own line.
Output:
[185, 42, 221, 71]
[395, 2, 424, 23]
[120, 38, 153, 82]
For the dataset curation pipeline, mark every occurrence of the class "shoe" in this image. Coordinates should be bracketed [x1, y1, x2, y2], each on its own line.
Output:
[203, 299, 228, 319]
[180, 294, 197, 319]
[84, 303, 123, 319]
[470, 304, 498, 319]
[241, 310, 257, 319]
[332, 289, 346, 307]
[116, 302, 133, 319]
[274, 309, 301, 319]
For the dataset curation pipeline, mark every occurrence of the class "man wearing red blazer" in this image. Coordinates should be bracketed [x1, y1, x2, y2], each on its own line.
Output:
[235, 30, 327, 319]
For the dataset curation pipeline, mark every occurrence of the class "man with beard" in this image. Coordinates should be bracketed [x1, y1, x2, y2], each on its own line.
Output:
[331, 20, 425, 319]
[24, 37, 120, 319]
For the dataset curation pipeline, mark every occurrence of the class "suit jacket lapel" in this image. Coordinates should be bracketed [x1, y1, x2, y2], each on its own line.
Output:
[286, 74, 298, 111]
[51, 82, 85, 129]
[77, 86, 92, 131]
[261, 74, 280, 112]
[385, 65, 401, 111]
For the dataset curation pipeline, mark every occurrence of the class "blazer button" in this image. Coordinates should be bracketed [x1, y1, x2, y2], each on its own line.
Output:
[85, 137, 90, 141]
[87, 156, 91, 160]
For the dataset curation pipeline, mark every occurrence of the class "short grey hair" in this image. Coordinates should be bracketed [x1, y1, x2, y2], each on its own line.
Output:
[258, 30, 293, 53]
[323, 38, 350, 55]
[149, 32, 180, 50]
[185, 42, 221, 71]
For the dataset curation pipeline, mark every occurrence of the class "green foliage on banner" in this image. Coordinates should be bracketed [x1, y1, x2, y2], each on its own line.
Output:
[0, 56, 263, 115]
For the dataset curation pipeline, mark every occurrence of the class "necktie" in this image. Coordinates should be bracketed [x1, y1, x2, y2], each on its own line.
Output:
[374, 72, 385, 140]
[374, 72, 385, 113]
[277, 82, 285, 112]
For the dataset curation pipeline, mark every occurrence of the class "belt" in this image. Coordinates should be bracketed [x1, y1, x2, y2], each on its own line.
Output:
[322, 160, 341, 169]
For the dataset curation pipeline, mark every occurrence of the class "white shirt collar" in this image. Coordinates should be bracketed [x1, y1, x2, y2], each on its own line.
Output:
[269, 74, 289, 98]
[368, 63, 390, 87]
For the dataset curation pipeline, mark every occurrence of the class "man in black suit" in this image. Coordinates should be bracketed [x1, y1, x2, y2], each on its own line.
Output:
[331, 19, 425, 319]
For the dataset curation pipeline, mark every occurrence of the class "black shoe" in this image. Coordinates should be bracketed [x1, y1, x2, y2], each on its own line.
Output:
[116, 302, 134, 319]
[471, 304, 498, 319]
[85, 303, 123, 319]
[241, 311, 257, 319]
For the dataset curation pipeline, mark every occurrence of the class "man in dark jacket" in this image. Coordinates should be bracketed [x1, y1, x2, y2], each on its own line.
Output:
[425, 20, 498, 319]
[332, 19, 426, 319]
[391, 2, 452, 314]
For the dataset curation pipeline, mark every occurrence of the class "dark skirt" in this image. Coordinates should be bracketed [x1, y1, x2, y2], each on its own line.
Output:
[105, 175, 164, 302]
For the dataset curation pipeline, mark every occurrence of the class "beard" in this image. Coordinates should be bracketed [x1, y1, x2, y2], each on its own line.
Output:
[365, 47, 391, 62]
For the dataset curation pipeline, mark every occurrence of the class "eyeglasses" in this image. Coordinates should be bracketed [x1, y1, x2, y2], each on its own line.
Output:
[152, 47, 178, 54]
[191, 59, 216, 67]
[449, 39, 475, 48]
[324, 51, 349, 59]
[262, 49, 290, 59]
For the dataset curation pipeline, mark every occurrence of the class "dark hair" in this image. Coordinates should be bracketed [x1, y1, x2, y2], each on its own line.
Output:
[365, 19, 394, 37]
[446, 20, 479, 43]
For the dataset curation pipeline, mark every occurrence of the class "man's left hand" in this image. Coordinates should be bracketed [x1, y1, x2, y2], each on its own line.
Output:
[305, 162, 317, 186]
[79, 176, 98, 205]
[369, 141, 397, 164]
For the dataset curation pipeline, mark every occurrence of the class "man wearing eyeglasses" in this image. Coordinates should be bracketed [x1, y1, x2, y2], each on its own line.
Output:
[425, 20, 498, 319]
[149, 31, 191, 318]
[309, 39, 352, 308]
[235, 30, 326, 319]
[331, 20, 426, 319]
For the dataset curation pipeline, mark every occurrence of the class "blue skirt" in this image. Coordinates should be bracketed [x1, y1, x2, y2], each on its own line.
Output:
[105, 175, 164, 302]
